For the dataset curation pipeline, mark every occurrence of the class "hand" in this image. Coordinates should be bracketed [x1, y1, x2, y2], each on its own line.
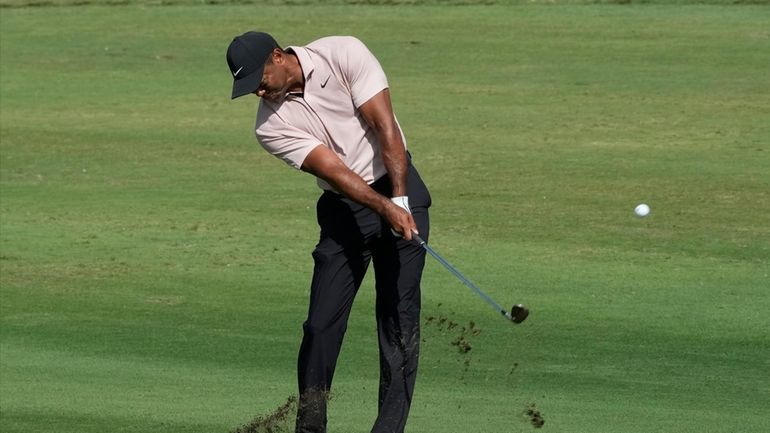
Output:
[388, 196, 418, 240]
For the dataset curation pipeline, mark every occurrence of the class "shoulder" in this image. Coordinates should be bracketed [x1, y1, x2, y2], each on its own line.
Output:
[306, 36, 371, 57]
[255, 101, 282, 137]
[308, 35, 366, 48]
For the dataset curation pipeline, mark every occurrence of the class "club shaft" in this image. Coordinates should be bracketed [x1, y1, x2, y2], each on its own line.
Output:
[414, 235, 511, 319]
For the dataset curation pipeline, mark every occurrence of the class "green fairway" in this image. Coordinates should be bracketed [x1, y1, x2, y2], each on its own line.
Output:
[1, 2, 769, 432]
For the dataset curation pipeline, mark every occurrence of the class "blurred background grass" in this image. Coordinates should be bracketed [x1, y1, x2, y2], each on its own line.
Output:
[2, 0, 770, 8]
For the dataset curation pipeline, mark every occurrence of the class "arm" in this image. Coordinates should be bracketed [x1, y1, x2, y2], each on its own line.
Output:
[301, 144, 417, 240]
[358, 88, 409, 197]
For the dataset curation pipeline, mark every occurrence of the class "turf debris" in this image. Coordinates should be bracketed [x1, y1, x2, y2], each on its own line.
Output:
[524, 403, 545, 429]
[425, 313, 482, 355]
[232, 396, 297, 433]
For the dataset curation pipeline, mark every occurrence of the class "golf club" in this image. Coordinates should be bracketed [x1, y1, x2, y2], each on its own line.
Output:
[413, 234, 529, 324]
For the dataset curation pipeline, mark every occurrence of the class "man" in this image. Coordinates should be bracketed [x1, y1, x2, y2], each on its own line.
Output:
[226, 32, 431, 433]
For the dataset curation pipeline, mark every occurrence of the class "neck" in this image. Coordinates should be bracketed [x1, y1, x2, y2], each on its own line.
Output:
[285, 52, 305, 94]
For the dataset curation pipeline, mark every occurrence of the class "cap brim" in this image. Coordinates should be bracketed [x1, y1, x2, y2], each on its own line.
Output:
[231, 67, 264, 99]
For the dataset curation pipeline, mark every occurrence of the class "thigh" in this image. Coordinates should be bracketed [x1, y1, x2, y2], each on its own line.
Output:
[371, 203, 429, 315]
[305, 236, 370, 332]
[371, 162, 432, 294]
[305, 192, 377, 331]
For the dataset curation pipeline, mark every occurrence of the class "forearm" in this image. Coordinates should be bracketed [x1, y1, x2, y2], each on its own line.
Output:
[378, 129, 409, 197]
[330, 168, 416, 239]
[358, 89, 409, 197]
[324, 166, 391, 214]
[301, 144, 417, 239]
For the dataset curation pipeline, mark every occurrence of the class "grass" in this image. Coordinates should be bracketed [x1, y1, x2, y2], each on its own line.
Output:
[2, 2, 770, 433]
[3, 1, 770, 8]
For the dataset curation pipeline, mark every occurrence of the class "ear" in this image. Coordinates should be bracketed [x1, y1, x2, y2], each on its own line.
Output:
[271, 48, 284, 64]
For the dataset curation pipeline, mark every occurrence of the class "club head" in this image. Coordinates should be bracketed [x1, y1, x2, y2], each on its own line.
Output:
[510, 304, 529, 324]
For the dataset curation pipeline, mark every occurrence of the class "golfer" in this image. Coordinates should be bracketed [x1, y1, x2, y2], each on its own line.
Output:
[226, 32, 431, 433]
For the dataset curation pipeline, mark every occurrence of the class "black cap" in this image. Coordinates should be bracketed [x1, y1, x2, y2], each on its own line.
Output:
[226, 32, 279, 99]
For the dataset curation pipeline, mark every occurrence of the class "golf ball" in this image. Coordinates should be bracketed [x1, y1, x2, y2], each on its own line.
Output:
[634, 203, 650, 217]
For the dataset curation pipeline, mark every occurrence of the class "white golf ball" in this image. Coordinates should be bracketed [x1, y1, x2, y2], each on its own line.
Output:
[634, 203, 650, 217]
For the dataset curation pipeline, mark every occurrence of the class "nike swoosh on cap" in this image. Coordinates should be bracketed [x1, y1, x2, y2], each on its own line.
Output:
[233, 66, 244, 77]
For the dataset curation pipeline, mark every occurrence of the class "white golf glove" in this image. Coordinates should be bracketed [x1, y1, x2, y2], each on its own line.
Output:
[391, 196, 411, 213]
[390, 196, 411, 237]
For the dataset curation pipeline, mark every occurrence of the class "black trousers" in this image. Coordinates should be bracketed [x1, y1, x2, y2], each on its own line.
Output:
[295, 163, 431, 433]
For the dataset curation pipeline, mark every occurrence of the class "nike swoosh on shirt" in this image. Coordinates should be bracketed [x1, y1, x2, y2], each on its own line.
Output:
[320, 76, 331, 88]
[233, 66, 244, 77]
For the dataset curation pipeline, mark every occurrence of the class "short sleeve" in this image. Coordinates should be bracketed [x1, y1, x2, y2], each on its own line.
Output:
[256, 112, 321, 170]
[340, 37, 389, 108]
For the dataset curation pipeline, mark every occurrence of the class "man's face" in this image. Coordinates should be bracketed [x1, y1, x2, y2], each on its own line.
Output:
[254, 54, 288, 102]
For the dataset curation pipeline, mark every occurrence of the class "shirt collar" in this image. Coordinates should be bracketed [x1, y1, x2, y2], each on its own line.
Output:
[287, 46, 315, 85]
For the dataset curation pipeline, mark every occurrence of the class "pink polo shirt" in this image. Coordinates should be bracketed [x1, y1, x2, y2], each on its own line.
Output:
[254, 36, 407, 192]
